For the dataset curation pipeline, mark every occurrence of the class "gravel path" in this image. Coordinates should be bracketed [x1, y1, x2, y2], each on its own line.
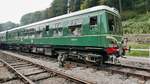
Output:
[118, 56, 150, 69]
[1, 50, 150, 84]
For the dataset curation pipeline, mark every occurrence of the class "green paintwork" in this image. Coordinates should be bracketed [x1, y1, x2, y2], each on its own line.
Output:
[5, 10, 123, 48]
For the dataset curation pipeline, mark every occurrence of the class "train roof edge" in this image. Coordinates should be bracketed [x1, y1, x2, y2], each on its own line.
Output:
[0, 5, 120, 33]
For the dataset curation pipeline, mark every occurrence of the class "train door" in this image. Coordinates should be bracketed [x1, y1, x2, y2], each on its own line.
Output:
[89, 15, 98, 35]
[84, 12, 101, 46]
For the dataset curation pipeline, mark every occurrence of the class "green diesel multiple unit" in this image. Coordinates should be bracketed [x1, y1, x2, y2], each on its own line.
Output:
[0, 5, 125, 65]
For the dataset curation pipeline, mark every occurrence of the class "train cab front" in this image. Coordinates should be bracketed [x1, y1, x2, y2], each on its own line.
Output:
[104, 12, 128, 63]
[104, 35, 130, 64]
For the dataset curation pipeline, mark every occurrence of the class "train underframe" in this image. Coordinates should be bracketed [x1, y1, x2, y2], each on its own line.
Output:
[0, 43, 122, 66]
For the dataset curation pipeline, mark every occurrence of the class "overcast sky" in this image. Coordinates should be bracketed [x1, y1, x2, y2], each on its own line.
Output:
[0, 0, 53, 23]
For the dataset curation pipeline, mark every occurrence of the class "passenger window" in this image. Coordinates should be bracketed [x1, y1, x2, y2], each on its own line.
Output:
[90, 16, 97, 26]
[45, 25, 49, 31]
[53, 28, 63, 37]
[69, 25, 81, 36]
[53, 29, 58, 37]
[58, 28, 63, 36]
[52, 22, 63, 37]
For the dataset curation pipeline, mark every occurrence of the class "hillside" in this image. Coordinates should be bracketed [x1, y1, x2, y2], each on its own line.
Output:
[123, 13, 150, 34]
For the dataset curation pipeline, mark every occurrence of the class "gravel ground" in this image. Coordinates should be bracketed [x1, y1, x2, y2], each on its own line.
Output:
[0, 66, 15, 80]
[1, 80, 24, 84]
[0, 61, 23, 84]
[1, 51, 150, 84]
[37, 77, 76, 84]
[118, 56, 150, 69]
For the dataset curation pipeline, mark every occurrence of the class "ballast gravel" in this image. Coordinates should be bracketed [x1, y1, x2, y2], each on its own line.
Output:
[2, 80, 24, 84]
[0, 66, 15, 80]
[37, 77, 76, 84]
[118, 56, 150, 69]
[1, 51, 150, 84]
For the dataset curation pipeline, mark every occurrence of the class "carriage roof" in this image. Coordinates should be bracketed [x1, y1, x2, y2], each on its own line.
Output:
[5, 5, 120, 32]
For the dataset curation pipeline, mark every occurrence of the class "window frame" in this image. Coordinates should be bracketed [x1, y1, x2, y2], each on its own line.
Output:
[106, 11, 122, 35]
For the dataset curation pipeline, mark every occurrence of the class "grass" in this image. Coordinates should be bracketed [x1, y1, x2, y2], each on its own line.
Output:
[126, 42, 150, 57]
[128, 42, 150, 49]
[126, 51, 149, 58]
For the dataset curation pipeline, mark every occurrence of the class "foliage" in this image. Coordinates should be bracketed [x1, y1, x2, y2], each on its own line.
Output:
[80, 0, 99, 10]
[20, 10, 48, 25]
[17, 0, 150, 26]
[120, 11, 137, 21]
[49, 0, 68, 17]
[69, 0, 81, 12]
[0, 21, 19, 32]
[123, 13, 150, 34]
[1, 0, 150, 33]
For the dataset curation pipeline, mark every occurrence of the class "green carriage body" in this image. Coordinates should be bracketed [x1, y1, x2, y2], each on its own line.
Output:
[0, 6, 124, 64]
[5, 6, 122, 49]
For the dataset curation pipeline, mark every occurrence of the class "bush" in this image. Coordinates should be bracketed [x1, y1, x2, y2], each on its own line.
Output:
[122, 13, 150, 34]
[121, 11, 137, 21]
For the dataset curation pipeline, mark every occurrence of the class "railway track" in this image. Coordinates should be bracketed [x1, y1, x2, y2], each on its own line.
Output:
[1, 50, 150, 83]
[103, 63, 150, 81]
[0, 52, 96, 84]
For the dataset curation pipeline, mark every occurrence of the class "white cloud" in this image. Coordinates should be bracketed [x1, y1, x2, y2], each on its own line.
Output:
[0, 0, 53, 23]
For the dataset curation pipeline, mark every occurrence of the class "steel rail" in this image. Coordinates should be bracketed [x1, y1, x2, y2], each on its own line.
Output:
[0, 59, 35, 84]
[105, 63, 150, 72]
[17, 57, 97, 84]
[101, 63, 150, 81]
[9, 51, 150, 81]
[1, 52, 96, 84]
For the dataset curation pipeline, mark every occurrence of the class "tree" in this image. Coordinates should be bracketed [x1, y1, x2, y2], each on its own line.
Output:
[0, 24, 3, 31]
[50, 0, 68, 17]
[80, 0, 99, 10]
[20, 13, 34, 25]
[20, 10, 49, 25]
[69, 0, 81, 12]
[20, 0, 150, 26]
[0, 22, 19, 31]
[98, 0, 108, 5]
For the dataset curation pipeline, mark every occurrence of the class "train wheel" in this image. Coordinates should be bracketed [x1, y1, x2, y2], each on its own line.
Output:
[57, 53, 67, 67]
[95, 56, 103, 67]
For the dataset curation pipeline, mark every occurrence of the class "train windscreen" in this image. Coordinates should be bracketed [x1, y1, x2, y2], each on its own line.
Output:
[107, 13, 122, 35]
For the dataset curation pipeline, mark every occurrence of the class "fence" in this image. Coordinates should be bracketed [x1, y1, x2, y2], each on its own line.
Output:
[130, 47, 150, 59]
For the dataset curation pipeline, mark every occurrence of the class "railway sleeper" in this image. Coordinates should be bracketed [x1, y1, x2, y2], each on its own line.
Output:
[25, 71, 47, 77]
[13, 64, 34, 69]
[28, 72, 53, 82]
[10, 62, 30, 66]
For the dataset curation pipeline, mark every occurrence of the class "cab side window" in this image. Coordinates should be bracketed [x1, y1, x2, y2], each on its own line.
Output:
[90, 16, 97, 26]
[108, 14, 115, 31]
